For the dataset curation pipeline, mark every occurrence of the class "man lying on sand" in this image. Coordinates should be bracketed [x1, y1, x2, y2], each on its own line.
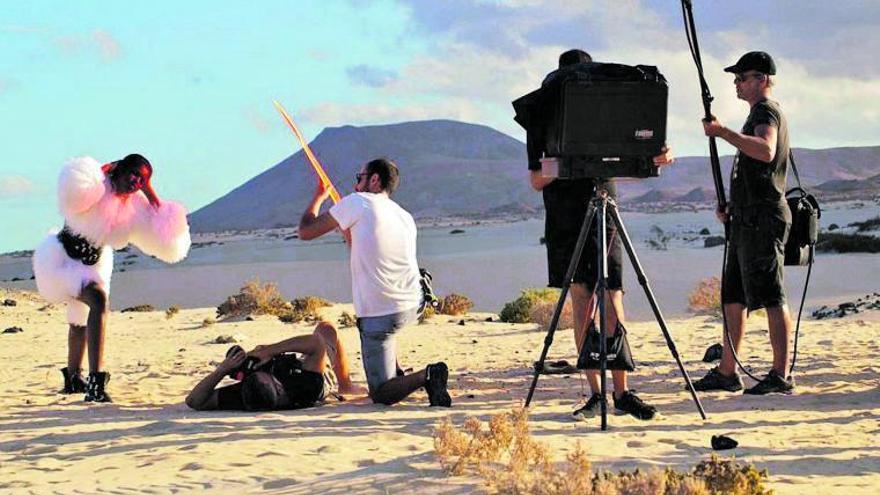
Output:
[298, 158, 451, 407]
[185, 321, 363, 411]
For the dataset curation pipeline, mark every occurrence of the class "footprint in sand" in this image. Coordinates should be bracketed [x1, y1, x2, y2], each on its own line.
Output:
[256, 451, 287, 458]
[316, 445, 342, 454]
[180, 462, 203, 471]
[263, 479, 299, 489]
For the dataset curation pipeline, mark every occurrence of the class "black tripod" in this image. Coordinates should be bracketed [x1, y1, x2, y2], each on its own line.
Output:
[525, 188, 707, 430]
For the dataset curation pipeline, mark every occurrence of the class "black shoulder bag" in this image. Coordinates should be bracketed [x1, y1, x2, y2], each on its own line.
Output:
[784, 151, 821, 266]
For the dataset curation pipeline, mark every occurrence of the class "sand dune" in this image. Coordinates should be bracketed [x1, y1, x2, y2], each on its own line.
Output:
[0, 288, 878, 494]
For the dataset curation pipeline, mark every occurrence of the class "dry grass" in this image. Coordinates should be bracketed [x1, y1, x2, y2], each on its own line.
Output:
[440, 293, 474, 316]
[165, 305, 180, 320]
[528, 300, 574, 332]
[337, 311, 357, 328]
[216, 279, 288, 319]
[121, 304, 155, 313]
[687, 277, 721, 316]
[435, 408, 771, 495]
[216, 279, 331, 324]
[200, 317, 216, 328]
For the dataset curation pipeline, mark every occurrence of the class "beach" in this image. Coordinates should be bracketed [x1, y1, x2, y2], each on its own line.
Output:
[1, 284, 879, 494]
[1, 203, 878, 494]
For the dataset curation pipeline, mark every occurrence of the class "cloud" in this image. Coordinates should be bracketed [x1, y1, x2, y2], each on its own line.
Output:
[244, 106, 273, 135]
[50, 29, 123, 62]
[92, 29, 122, 61]
[300, 99, 488, 128]
[346, 65, 399, 88]
[361, 0, 880, 155]
[0, 176, 37, 198]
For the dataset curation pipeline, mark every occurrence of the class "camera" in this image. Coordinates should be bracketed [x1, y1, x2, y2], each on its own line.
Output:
[512, 61, 668, 179]
[225, 345, 262, 381]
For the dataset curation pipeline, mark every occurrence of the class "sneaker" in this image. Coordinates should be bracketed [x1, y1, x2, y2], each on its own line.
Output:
[425, 362, 452, 407]
[613, 390, 656, 420]
[744, 369, 794, 395]
[691, 367, 743, 392]
[572, 393, 604, 420]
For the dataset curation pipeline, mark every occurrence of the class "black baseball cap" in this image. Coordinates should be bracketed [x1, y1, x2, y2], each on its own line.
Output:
[724, 51, 776, 75]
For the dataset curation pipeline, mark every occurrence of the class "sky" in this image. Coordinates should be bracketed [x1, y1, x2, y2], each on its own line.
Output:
[2, 0, 879, 252]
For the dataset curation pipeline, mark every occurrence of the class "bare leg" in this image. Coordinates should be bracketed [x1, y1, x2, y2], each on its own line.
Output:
[370, 369, 427, 405]
[719, 303, 747, 376]
[569, 283, 591, 355]
[313, 322, 364, 394]
[77, 283, 108, 374]
[766, 304, 793, 375]
[67, 324, 87, 372]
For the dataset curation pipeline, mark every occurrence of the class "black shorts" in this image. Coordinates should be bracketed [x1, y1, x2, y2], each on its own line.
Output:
[722, 207, 790, 311]
[543, 179, 623, 290]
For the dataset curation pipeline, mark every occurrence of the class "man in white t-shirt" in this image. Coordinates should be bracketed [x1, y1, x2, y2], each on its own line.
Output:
[298, 158, 451, 407]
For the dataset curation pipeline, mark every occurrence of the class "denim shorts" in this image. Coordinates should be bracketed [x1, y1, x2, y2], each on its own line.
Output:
[357, 306, 420, 392]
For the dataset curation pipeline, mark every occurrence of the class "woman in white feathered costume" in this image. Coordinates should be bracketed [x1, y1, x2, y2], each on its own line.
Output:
[33, 154, 191, 402]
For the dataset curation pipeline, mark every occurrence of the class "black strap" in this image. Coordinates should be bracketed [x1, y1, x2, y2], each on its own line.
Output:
[788, 149, 802, 189]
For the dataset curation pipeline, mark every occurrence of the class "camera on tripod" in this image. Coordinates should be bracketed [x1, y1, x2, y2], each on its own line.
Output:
[512, 61, 668, 179]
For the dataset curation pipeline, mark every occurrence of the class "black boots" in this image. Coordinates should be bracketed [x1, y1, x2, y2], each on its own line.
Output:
[84, 371, 113, 403]
[60, 367, 87, 394]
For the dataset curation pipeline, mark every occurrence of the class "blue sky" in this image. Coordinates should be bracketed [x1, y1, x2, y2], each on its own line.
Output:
[2, 0, 879, 252]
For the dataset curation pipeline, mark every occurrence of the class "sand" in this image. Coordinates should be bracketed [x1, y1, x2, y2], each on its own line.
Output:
[0, 286, 878, 494]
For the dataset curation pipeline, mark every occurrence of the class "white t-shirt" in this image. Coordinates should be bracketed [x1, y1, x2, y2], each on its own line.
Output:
[329, 192, 421, 317]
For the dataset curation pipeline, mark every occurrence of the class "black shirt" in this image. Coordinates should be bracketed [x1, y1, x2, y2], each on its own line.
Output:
[730, 99, 790, 214]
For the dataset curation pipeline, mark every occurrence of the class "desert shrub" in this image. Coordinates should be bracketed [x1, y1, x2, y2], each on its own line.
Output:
[647, 224, 671, 250]
[165, 305, 180, 320]
[201, 317, 216, 328]
[121, 304, 155, 313]
[435, 408, 771, 495]
[528, 300, 574, 331]
[338, 311, 357, 328]
[816, 232, 880, 253]
[688, 277, 722, 316]
[419, 304, 437, 324]
[216, 279, 288, 319]
[499, 288, 561, 323]
[848, 215, 880, 232]
[279, 296, 333, 324]
[440, 293, 473, 316]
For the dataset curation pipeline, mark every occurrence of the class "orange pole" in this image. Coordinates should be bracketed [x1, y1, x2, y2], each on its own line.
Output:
[272, 100, 341, 204]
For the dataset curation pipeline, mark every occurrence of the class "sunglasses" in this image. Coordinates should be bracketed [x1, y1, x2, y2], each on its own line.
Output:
[734, 73, 765, 83]
[355, 172, 369, 182]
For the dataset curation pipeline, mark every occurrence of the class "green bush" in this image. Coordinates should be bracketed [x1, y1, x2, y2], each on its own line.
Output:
[499, 288, 561, 323]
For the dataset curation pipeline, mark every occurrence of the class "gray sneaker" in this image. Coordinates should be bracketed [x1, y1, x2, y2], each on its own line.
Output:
[744, 369, 794, 395]
[691, 367, 743, 392]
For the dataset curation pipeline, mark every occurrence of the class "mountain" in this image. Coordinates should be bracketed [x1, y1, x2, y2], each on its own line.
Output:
[190, 120, 880, 232]
[189, 120, 536, 232]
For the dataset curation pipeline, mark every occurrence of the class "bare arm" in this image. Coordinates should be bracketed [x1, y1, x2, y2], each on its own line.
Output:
[185, 348, 246, 410]
[704, 118, 777, 163]
[298, 183, 340, 240]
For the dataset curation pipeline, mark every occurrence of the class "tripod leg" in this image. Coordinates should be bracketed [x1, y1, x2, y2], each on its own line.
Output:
[597, 197, 609, 430]
[607, 203, 707, 420]
[525, 200, 599, 407]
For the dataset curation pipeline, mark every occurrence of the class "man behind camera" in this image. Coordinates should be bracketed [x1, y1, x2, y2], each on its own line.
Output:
[694, 51, 795, 395]
[528, 49, 673, 420]
[185, 321, 362, 411]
